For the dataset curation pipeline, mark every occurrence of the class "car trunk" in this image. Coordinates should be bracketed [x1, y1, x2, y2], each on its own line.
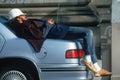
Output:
[37, 39, 85, 68]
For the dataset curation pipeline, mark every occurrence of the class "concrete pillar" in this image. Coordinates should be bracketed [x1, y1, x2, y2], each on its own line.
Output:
[102, 45, 111, 80]
[111, 0, 120, 80]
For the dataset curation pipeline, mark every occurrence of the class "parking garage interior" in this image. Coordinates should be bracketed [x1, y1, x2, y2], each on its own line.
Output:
[0, 0, 112, 80]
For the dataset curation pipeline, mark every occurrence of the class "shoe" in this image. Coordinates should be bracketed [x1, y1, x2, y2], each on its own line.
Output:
[82, 60, 97, 73]
[95, 69, 112, 76]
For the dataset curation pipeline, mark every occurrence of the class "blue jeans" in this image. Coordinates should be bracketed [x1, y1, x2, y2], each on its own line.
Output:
[64, 27, 98, 63]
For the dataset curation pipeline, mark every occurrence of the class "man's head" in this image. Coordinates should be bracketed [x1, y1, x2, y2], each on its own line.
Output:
[8, 8, 27, 23]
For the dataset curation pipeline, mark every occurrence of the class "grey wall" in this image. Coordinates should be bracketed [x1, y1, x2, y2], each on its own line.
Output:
[112, 0, 120, 80]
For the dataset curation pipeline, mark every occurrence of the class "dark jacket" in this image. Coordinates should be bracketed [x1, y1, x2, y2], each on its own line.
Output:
[8, 19, 47, 52]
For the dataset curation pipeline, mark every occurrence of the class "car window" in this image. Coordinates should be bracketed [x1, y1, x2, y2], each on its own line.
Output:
[0, 16, 8, 24]
[0, 16, 18, 37]
[0, 34, 5, 52]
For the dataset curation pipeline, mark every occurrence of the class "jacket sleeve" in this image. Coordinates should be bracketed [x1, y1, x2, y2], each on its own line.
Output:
[42, 22, 54, 38]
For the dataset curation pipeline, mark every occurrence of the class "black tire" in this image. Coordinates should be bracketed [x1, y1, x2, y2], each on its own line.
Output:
[0, 64, 35, 80]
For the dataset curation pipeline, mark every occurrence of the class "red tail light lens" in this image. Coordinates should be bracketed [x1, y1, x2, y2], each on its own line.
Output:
[66, 49, 85, 58]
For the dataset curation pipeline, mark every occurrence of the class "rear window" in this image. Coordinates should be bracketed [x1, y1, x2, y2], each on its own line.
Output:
[0, 16, 8, 24]
[0, 16, 18, 37]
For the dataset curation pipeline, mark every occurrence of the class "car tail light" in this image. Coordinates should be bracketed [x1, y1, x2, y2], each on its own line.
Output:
[66, 49, 85, 58]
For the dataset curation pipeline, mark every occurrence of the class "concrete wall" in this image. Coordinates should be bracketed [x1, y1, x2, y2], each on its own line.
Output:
[112, 0, 120, 80]
[0, 0, 88, 3]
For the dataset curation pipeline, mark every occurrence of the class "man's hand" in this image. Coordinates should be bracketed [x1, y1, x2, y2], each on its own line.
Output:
[47, 19, 55, 25]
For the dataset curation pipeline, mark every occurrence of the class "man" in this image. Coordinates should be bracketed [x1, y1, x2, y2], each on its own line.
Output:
[8, 8, 112, 76]
[8, 8, 55, 52]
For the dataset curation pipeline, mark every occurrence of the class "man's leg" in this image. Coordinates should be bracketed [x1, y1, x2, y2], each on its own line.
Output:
[68, 27, 98, 63]
[69, 27, 112, 76]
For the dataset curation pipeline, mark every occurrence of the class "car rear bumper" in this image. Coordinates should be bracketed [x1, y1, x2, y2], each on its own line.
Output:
[40, 67, 94, 80]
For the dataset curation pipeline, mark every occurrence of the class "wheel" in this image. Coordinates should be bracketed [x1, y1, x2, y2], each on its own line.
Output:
[0, 65, 35, 80]
[0, 70, 27, 80]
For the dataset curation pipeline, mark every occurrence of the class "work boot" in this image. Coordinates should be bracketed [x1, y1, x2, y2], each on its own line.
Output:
[95, 69, 112, 76]
[82, 60, 97, 73]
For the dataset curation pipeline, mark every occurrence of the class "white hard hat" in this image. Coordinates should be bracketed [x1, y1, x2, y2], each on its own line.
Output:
[8, 8, 26, 20]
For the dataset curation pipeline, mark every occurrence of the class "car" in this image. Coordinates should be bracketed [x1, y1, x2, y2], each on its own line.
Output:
[0, 16, 93, 80]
